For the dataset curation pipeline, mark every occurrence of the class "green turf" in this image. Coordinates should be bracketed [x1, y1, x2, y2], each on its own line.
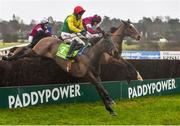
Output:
[0, 94, 179, 125]
[122, 42, 140, 51]
[0, 42, 25, 49]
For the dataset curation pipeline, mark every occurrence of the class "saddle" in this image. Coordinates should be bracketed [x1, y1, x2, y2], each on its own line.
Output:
[56, 41, 87, 73]
[56, 41, 87, 60]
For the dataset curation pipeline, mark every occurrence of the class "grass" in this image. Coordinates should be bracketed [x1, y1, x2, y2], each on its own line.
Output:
[0, 94, 179, 125]
[0, 42, 25, 49]
[122, 42, 140, 51]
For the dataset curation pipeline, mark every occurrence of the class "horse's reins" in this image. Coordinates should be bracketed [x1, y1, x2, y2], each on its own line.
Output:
[104, 31, 125, 38]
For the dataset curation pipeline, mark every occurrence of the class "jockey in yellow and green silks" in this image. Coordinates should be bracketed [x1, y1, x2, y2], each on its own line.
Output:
[61, 6, 87, 58]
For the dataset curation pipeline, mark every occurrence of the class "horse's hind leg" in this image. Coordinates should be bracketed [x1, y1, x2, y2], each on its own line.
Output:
[118, 57, 143, 81]
[87, 72, 117, 116]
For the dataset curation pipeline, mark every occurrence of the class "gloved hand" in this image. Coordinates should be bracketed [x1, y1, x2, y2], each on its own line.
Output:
[80, 30, 87, 36]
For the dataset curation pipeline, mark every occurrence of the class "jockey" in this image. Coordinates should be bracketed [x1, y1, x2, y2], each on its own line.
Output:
[83, 15, 104, 38]
[61, 6, 87, 59]
[28, 17, 54, 48]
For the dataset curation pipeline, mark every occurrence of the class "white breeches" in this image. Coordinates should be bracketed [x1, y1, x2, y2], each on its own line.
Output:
[28, 36, 33, 43]
[61, 32, 85, 45]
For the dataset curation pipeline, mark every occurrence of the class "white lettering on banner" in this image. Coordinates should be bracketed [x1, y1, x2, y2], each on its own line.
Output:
[14, 95, 22, 108]
[128, 79, 176, 98]
[8, 84, 81, 109]
[60, 86, 69, 99]
[160, 51, 180, 60]
[38, 90, 45, 103]
[22, 93, 30, 107]
[70, 85, 75, 98]
[31, 92, 38, 105]
[8, 96, 15, 108]
[46, 89, 51, 102]
[52, 88, 60, 101]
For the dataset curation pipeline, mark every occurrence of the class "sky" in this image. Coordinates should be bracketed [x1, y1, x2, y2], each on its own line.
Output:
[0, 0, 180, 24]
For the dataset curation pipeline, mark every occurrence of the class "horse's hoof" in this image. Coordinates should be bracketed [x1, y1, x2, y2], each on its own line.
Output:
[1, 56, 8, 61]
[110, 111, 117, 116]
[137, 72, 143, 81]
[110, 100, 116, 105]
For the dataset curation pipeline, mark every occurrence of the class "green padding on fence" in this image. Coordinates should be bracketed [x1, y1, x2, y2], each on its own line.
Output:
[0, 78, 179, 108]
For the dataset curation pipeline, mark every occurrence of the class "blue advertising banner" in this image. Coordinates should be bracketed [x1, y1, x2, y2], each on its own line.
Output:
[122, 51, 160, 59]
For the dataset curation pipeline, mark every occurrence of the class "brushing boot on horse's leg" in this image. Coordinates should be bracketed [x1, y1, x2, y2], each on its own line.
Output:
[66, 40, 78, 59]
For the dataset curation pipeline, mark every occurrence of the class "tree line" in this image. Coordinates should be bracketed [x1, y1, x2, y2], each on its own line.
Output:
[0, 15, 179, 42]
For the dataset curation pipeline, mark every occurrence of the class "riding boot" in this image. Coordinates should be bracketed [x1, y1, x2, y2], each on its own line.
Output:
[27, 43, 34, 48]
[66, 40, 77, 59]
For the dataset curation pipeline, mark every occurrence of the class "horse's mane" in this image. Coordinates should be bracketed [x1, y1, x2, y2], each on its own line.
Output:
[110, 20, 131, 34]
[110, 20, 123, 33]
[82, 34, 111, 56]
[110, 27, 118, 33]
[88, 37, 102, 46]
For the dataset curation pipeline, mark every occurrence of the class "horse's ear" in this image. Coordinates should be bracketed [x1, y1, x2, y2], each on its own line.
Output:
[121, 20, 128, 25]
[127, 19, 131, 23]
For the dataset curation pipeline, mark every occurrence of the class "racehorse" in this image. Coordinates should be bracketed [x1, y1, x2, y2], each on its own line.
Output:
[32, 34, 119, 116]
[3, 20, 142, 81]
[100, 20, 143, 81]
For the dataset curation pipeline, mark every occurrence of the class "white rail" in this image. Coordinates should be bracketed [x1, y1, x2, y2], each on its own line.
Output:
[0, 43, 30, 57]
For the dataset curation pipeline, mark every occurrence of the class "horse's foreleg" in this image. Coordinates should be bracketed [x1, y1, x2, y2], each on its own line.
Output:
[119, 57, 143, 81]
[96, 76, 115, 105]
[123, 59, 143, 81]
[86, 71, 117, 116]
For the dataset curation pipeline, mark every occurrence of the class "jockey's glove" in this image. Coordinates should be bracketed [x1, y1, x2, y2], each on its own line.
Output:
[87, 42, 92, 46]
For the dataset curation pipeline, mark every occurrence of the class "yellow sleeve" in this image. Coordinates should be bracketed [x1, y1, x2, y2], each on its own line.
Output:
[67, 16, 81, 33]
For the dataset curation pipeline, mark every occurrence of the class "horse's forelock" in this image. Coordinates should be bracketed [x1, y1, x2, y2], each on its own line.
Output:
[121, 20, 131, 26]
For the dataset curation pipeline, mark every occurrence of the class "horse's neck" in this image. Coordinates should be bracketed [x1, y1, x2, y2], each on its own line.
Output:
[112, 24, 126, 53]
[86, 40, 105, 66]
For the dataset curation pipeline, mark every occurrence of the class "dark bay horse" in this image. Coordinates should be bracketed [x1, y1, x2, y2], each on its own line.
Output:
[100, 20, 143, 81]
[32, 35, 119, 115]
